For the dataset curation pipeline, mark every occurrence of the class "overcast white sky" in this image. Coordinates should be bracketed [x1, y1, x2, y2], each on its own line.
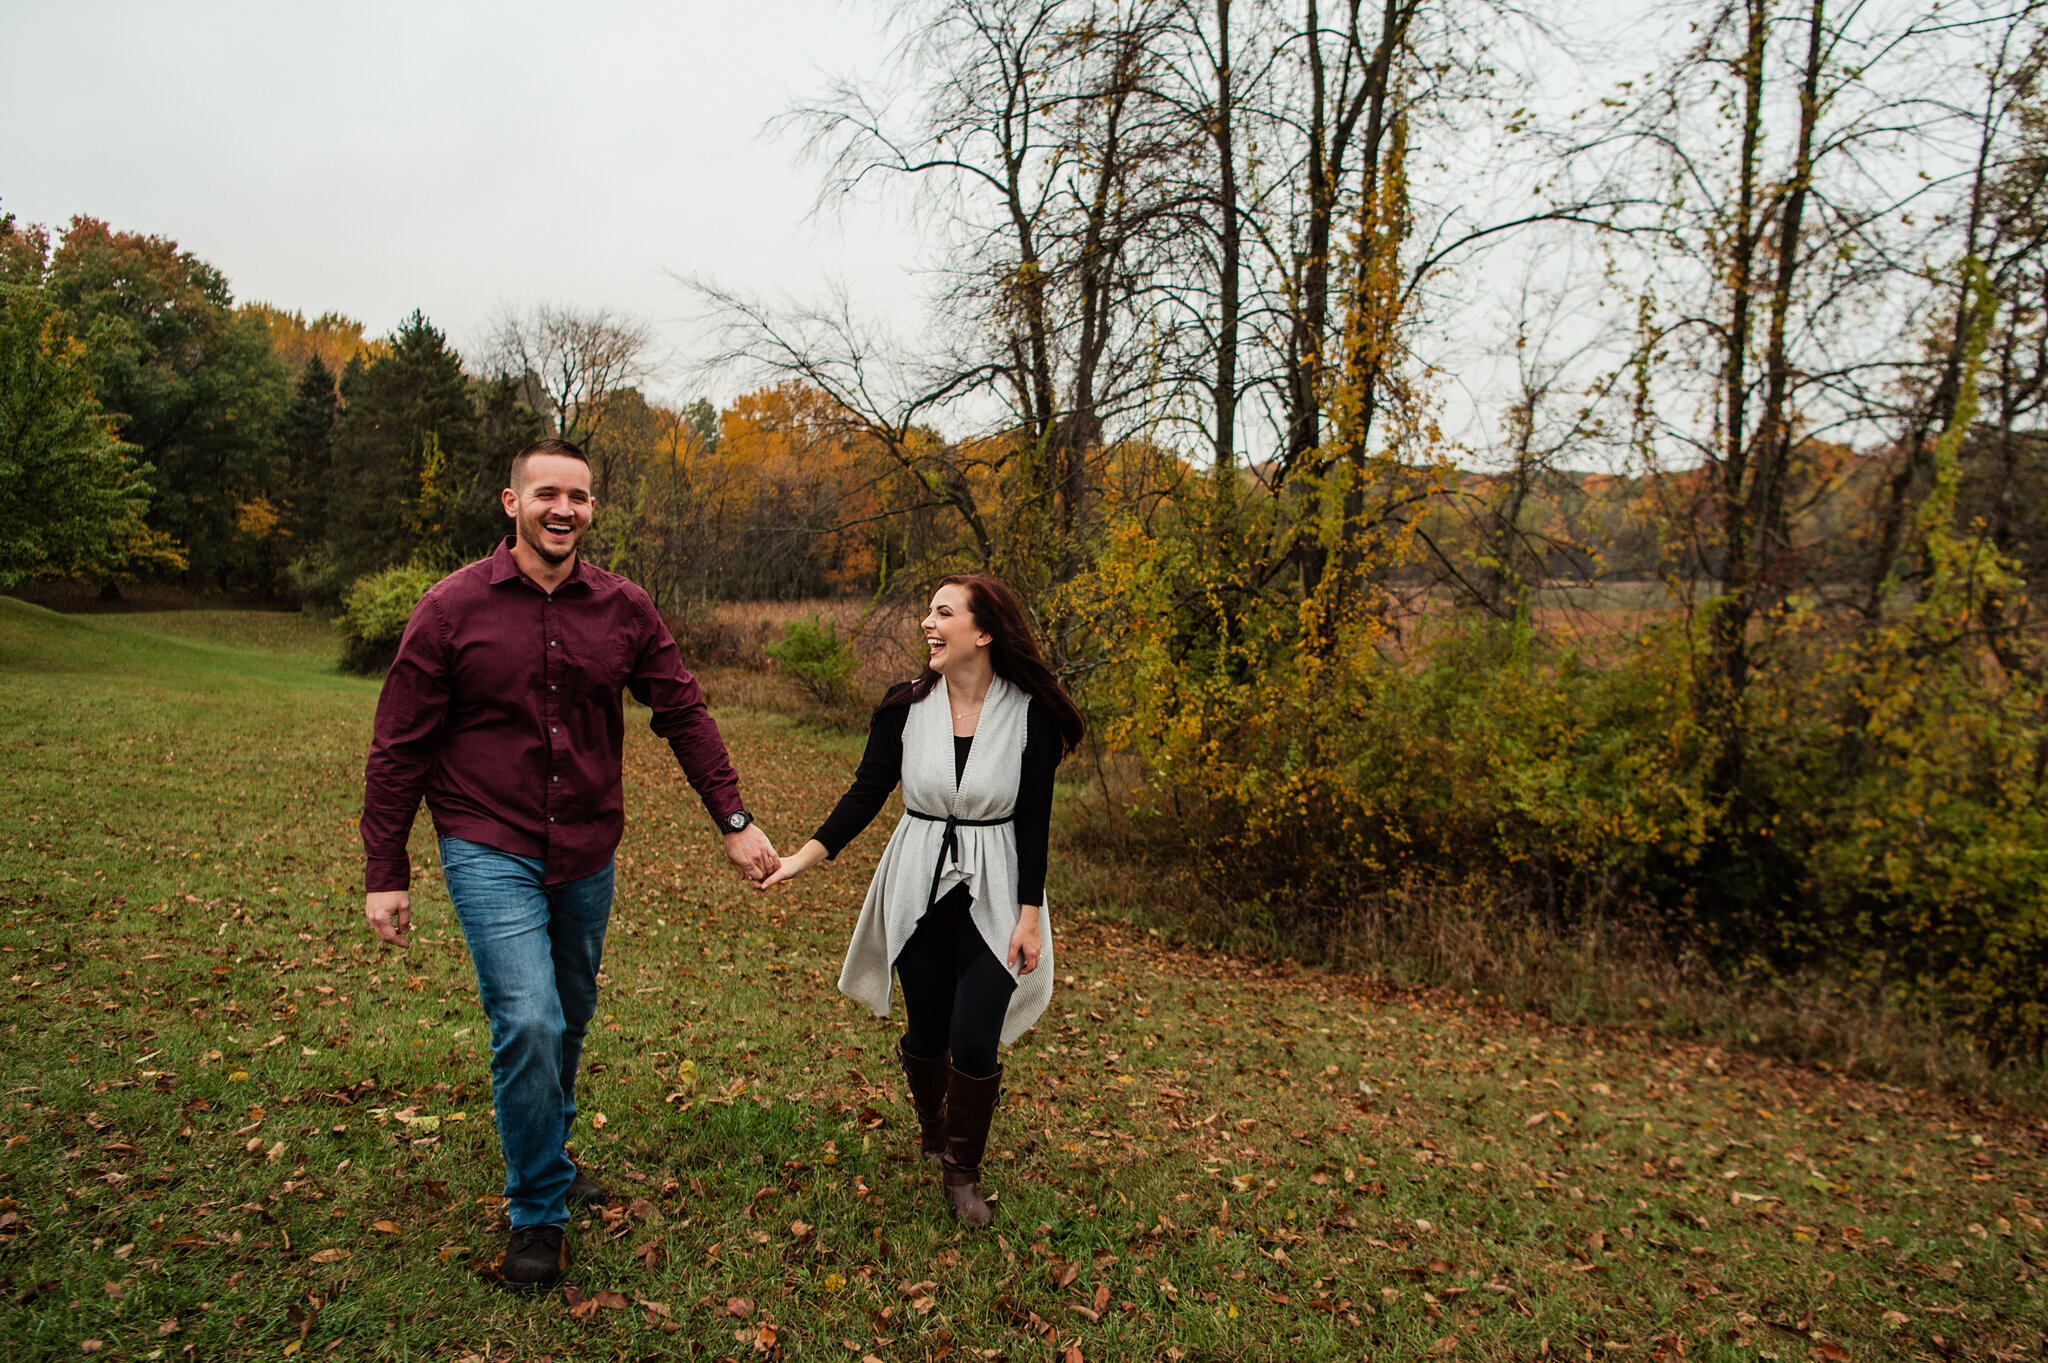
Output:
[0, 0, 922, 403]
[3, 0, 1986, 465]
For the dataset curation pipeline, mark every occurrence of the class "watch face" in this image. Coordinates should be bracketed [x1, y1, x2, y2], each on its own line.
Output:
[727, 812, 748, 830]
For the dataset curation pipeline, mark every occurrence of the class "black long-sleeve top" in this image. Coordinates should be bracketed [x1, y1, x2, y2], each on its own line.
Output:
[811, 697, 1063, 905]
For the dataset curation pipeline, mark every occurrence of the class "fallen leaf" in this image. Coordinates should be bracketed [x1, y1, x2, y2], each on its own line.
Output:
[308, 1249, 348, 1264]
[627, 1197, 660, 1223]
[371, 1220, 400, 1234]
[726, 1296, 753, 1319]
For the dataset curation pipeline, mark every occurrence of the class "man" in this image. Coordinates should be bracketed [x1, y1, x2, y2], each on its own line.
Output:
[360, 436, 779, 1290]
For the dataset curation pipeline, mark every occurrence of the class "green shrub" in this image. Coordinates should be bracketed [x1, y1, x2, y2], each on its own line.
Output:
[763, 613, 860, 704]
[284, 544, 351, 611]
[337, 562, 448, 674]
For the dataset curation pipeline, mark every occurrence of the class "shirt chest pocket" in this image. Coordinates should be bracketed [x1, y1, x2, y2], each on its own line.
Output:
[548, 631, 632, 703]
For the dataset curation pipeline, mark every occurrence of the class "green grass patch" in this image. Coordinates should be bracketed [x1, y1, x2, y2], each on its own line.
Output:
[0, 604, 2041, 1360]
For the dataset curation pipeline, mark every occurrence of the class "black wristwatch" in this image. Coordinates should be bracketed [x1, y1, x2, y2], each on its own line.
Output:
[720, 809, 755, 834]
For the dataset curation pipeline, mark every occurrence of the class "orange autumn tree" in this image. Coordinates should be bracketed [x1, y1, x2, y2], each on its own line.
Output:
[602, 382, 910, 610]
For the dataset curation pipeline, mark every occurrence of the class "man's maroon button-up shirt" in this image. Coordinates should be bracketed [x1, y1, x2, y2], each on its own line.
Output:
[361, 539, 744, 892]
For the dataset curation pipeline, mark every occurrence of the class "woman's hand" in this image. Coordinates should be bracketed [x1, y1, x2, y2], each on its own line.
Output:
[1007, 909, 1043, 974]
[756, 838, 829, 891]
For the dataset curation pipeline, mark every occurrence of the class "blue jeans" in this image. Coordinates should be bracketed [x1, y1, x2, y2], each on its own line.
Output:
[438, 836, 614, 1230]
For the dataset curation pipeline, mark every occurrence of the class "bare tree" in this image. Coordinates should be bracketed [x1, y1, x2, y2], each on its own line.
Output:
[1861, 9, 2048, 622]
[482, 303, 655, 502]
[697, 0, 1200, 627]
[1570, 0, 2046, 797]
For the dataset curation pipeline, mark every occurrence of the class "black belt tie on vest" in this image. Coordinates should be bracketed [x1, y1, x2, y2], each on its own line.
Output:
[905, 807, 1013, 912]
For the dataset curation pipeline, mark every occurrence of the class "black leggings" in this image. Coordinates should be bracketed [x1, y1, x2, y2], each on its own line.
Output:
[895, 883, 1016, 1078]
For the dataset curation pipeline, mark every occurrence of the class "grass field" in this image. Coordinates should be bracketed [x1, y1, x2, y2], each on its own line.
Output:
[0, 600, 2042, 1361]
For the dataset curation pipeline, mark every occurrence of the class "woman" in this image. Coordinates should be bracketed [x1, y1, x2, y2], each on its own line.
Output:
[760, 574, 1084, 1226]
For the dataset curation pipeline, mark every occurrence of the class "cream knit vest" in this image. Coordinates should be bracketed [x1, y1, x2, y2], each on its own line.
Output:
[835, 674, 1055, 1045]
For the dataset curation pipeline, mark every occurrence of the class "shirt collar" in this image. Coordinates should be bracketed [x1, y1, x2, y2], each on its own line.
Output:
[488, 536, 592, 593]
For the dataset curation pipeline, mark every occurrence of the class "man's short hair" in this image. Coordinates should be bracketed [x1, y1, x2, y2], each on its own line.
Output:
[509, 437, 590, 490]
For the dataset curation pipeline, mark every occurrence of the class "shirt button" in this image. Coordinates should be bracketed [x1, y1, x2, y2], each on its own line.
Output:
[552, 775, 558, 782]
[550, 640, 558, 647]
[550, 684, 557, 691]
[551, 727, 558, 734]
[549, 816, 555, 823]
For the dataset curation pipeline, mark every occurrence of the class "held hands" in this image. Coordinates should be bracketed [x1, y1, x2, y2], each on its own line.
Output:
[364, 890, 412, 948]
[1007, 910, 1043, 974]
[756, 839, 828, 891]
[723, 825, 782, 886]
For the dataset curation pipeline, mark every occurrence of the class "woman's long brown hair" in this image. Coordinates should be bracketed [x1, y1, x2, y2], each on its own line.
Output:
[877, 573, 1086, 754]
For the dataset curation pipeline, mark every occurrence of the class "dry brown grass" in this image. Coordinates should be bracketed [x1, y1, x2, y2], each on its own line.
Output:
[672, 597, 928, 696]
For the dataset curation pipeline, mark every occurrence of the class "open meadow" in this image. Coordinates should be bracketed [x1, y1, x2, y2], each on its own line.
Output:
[0, 602, 2042, 1361]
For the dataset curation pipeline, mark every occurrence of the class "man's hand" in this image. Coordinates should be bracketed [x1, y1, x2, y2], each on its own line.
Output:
[757, 838, 828, 891]
[723, 826, 781, 885]
[365, 890, 412, 948]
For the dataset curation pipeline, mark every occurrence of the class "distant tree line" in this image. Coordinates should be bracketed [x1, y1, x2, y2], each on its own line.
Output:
[0, 210, 912, 612]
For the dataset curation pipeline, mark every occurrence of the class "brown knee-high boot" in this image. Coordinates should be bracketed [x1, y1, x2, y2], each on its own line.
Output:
[898, 1041, 949, 1165]
[940, 1065, 1002, 1228]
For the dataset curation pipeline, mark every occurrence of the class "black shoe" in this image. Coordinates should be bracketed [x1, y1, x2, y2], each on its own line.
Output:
[568, 1166, 609, 1209]
[500, 1224, 567, 1291]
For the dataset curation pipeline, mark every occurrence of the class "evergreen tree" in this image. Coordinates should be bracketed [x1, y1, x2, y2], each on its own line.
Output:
[466, 373, 547, 555]
[323, 311, 480, 585]
[279, 354, 339, 539]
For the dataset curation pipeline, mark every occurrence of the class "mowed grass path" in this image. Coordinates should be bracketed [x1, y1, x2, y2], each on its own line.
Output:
[0, 599, 2041, 1362]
